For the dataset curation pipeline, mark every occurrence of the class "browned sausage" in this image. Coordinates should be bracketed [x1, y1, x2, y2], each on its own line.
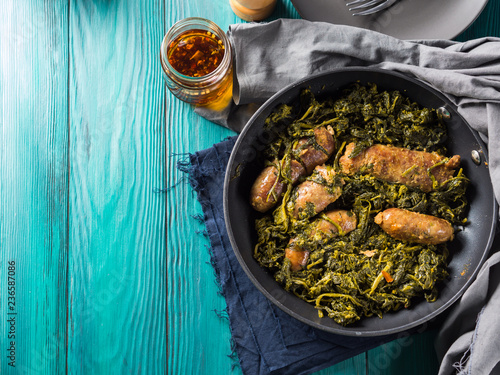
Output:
[339, 143, 461, 193]
[249, 159, 305, 213]
[374, 208, 454, 245]
[294, 126, 336, 174]
[311, 209, 358, 239]
[285, 240, 310, 272]
[250, 126, 335, 213]
[290, 165, 343, 219]
[286, 209, 357, 271]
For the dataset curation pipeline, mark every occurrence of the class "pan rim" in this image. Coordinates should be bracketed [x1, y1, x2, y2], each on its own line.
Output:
[223, 67, 498, 336]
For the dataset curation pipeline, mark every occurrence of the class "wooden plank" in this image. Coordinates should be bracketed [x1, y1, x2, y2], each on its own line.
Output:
[314, 354, 367, 375]
[0, 1, 69, 373]
[164, 40, 236, 375]
[165, 2, 241, 374]
[67, 0, 166, 373]
[165, 96, 236, 373]
[366, 331, 439, 375]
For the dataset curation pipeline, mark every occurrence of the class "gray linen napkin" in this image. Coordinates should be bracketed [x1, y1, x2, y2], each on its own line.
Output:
[196, 18, 500, 374]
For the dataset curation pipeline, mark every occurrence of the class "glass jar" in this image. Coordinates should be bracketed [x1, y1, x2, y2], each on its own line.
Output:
[160, 18, 233, 106]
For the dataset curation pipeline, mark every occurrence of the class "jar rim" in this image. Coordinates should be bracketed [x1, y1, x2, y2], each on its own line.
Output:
[160, 17, 232, 85]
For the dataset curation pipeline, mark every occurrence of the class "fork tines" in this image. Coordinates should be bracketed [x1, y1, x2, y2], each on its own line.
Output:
[346, 0, 398, 16]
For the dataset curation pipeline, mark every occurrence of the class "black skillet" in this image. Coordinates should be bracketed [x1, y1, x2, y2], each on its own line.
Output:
[223, 68, 497, 336]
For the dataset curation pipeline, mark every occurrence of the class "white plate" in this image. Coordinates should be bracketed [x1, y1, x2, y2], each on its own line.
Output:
[290, 0, 489, 40]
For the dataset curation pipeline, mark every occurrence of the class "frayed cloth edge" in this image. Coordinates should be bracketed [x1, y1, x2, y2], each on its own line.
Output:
[452, 306, 486, 375]
[176, 150, 242, 371]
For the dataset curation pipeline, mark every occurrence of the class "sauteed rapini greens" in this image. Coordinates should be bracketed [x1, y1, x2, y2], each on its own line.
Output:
[253, 83, 469, 325]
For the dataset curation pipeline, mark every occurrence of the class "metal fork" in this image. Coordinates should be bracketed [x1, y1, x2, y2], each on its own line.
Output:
[346, 0, 398, 16]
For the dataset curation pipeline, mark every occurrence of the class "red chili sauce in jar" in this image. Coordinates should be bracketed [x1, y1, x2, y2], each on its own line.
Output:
[167, 29, 225, 77]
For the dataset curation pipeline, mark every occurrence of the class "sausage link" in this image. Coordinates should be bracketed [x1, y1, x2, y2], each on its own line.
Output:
[250, 126, 335, 213]
[290, 165, 343, 219]
[286, 209, 357, 271]
[294, 126, 336, 174]
[285, 241, 310, 272]
[249, 159, 304, 213]
[374, 208, 454, 245]
[311, 209, 358, 239]
[340, 143, 460, 193]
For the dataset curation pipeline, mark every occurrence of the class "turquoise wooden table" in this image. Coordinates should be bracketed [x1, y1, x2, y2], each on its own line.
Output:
[0, 0, 499, 374]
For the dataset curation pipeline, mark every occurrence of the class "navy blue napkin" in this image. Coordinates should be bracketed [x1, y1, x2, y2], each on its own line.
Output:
[186, 136, 406, 375]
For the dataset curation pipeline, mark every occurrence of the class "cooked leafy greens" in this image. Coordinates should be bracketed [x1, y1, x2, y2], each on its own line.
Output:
[253, 83, 469, 325]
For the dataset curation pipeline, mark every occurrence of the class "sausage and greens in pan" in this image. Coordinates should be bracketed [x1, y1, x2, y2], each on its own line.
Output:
[250, 83, 469, 326]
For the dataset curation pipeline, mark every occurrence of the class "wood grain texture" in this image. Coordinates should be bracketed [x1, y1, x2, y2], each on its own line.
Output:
[0, 0, 498, 373]
[366, 331, 440, 375]
[313, 330, 440, 375]
[0, 1, 69, 374]
[314, 354, 367, 375]
[165, 1, 236, 371]
[67, 0, 166, 373]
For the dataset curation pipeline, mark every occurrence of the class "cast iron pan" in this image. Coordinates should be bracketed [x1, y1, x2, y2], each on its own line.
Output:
[223, 68, 497, 336]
